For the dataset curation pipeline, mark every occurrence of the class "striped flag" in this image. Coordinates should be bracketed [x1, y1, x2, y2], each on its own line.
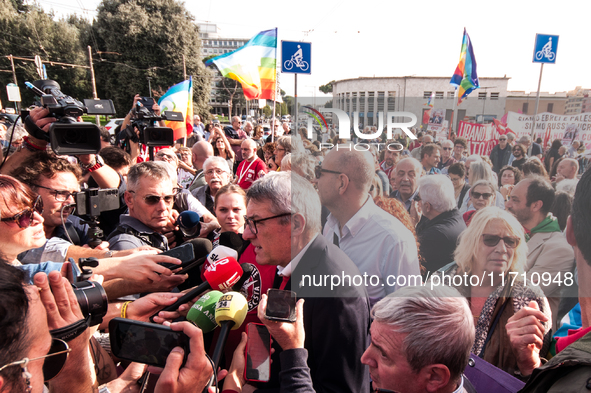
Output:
[205, 28, 277, 100]
[450, 28, 480, 105]
[158, 77, 193, 141]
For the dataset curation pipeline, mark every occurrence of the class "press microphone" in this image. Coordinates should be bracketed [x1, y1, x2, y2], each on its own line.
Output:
[175, 243, 236, 276]
[186, 290, 224, 333]
[211, 291, 248, 369]
[152, 256, 243, 320]
[218, 231, 245, 252]
[177, 210, 201, 237]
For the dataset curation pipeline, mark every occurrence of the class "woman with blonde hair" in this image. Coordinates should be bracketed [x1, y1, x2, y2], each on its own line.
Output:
[432, 207, 551, 376]
[460, 160, 505, 213]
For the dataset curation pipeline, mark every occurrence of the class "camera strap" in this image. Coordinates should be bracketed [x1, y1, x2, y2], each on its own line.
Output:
[24, 116, 50, 142]
[50, 318, 88, 342]
[107, 225, 168, 251]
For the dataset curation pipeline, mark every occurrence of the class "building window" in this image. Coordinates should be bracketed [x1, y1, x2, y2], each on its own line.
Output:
[423, 91, 432, 99]
[478, 92, 487, 100]
[490, 93, 499, 100]
[547, 103, 554, 113]
[377, 92, 384, 111]
[435, 91, 444, 99]
[447, 91, 455, 99]
[522, 103, 529, 113]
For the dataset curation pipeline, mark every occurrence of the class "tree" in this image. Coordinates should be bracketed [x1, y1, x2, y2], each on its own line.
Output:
[262, 105, 272, 118]
[0, 0, 92, 107]
[92, 0, 211, 115]
[319, 80, 334, 94]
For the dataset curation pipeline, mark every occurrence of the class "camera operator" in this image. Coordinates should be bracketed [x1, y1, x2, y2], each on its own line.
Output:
[118, 94, 166, 163]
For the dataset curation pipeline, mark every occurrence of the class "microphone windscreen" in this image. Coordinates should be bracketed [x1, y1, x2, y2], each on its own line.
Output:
[215, 291, 248, 330]
[186, 290, 223, 333]
[178, 210, 201, 237]
[204, 256, 242, 291]
[207, 245, 238, 265]
[184, 238, 213, 260]
[218, 231, 244, 251]
[232, 263, 255, 291]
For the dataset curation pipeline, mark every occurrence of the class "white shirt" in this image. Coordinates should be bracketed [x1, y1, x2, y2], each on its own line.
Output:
[277, 234, 317, 279]
[323, 196, 421, 300]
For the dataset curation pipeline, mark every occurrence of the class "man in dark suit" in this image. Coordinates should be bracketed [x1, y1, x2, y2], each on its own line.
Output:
[243, 171, 371, 393]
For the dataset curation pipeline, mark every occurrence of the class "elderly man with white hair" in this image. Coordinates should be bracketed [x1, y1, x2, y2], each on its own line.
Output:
[191, 156, 232, 214]
[416, 175, 466, 275]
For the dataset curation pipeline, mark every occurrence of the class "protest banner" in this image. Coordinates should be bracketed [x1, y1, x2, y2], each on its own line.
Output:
[456, 121, 498, 155]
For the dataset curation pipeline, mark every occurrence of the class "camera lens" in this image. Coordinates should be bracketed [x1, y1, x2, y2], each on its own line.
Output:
[72, 280, 108, 326]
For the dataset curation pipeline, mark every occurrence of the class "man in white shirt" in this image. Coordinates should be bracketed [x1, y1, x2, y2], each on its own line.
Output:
[316, 146, 421, 303]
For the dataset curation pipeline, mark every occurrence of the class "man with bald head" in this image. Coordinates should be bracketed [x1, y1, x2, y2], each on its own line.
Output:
[224, 115, 248, 165]
[188, 140, 213, 191]
[411, 134, 433, 160]
[555, 158, 579, 184]
[317, 145, 421, 303]
[236, 138, 267, 189]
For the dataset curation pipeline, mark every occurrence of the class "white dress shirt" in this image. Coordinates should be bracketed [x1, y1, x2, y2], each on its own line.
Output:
[323, 196, 421, 301]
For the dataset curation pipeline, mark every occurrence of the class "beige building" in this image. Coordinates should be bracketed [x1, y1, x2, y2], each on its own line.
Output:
[505, 91, 567, 116]
[565, 87, 591, 115]
[332, 76, 510, 131]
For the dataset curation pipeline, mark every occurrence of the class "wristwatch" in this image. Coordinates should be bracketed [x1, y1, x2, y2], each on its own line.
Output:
[81, 155, 105, 172]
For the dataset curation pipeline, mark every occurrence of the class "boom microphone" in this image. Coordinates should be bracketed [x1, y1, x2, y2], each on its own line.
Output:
[186, 290, 224, 333]
[177, 210, 201, 237]
[152, 256, 243, 319]
[211, 291, 248, 368]
[218, 231, 245, 252]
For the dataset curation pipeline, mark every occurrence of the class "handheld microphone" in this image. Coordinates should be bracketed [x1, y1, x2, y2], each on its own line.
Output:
[175, 243, 236, 277]
[151, 257, 243, 320]
[211, 291, 248, 368]
[218, 231, 245, 252]
[186, 290, 224, 333]
[177, 210, 201, 237]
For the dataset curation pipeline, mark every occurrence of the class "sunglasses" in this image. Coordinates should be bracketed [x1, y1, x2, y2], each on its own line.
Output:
[471, 192, 492, 200]
[442, 147, 453, 151]
[0, 338, 70, 382]
[1, 195, 44, 228]
[128, 191, 175, 205]
[499, 138, 507, 141]
[482, 234, 520, 248]
[314, 164, 342, 179]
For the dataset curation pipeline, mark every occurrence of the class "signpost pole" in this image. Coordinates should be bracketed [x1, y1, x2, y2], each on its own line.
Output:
[530, 63, 544, 155]
[294, 73, 298, 134]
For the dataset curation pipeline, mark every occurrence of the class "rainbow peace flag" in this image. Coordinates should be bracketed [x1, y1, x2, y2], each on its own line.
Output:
[205, 28, 277, 100]
[158, 77, 193, 141]
[450, 28, 479, 105]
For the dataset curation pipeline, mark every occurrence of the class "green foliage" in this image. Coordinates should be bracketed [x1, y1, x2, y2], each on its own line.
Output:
[93, 0, 211, 116]
[262, 105, 272, 117]
[319, 80, 334, 94]
[0, 0, 91, 106]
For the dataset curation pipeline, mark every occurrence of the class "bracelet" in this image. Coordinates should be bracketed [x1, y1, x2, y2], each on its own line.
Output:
[23, 136, 46, 151]
[121, 301, 132, 319]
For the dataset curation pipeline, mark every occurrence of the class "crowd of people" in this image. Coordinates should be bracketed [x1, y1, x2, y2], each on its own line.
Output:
[0, 96, 590, 393]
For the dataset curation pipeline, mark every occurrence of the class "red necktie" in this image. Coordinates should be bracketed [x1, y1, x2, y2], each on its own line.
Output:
[279, 275, 290, 290]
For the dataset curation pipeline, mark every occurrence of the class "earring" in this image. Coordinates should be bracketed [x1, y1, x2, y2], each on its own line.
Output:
[20, 359, 32, 393]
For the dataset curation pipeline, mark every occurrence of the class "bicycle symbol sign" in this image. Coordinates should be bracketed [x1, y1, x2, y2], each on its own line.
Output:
[533, 34, 559, 64]
[281, 41, 311, 74]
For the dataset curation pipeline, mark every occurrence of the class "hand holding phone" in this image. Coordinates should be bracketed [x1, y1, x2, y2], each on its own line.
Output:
[264, 289, 296, 322]
[258, 293, 306, 351]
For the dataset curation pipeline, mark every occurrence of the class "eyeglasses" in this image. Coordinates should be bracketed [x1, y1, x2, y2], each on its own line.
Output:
[243, 213, 291, 235]
[442, 147, 453, 151]
[0, 338, 71, 382]
[1, 195, 44, 228]
[314, 164, 342, 179]
[482, 234, 520, 248]
[471, 191, 493, 200]
[128, 191, 176, 205]
[205, 168, 228, 176]
[156, 153, 177, 161]
[32, 184, 77, 202]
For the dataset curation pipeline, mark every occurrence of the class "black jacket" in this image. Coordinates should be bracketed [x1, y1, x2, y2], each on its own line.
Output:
[416, 209, 466, 276]
[489, 144, 512, 173]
